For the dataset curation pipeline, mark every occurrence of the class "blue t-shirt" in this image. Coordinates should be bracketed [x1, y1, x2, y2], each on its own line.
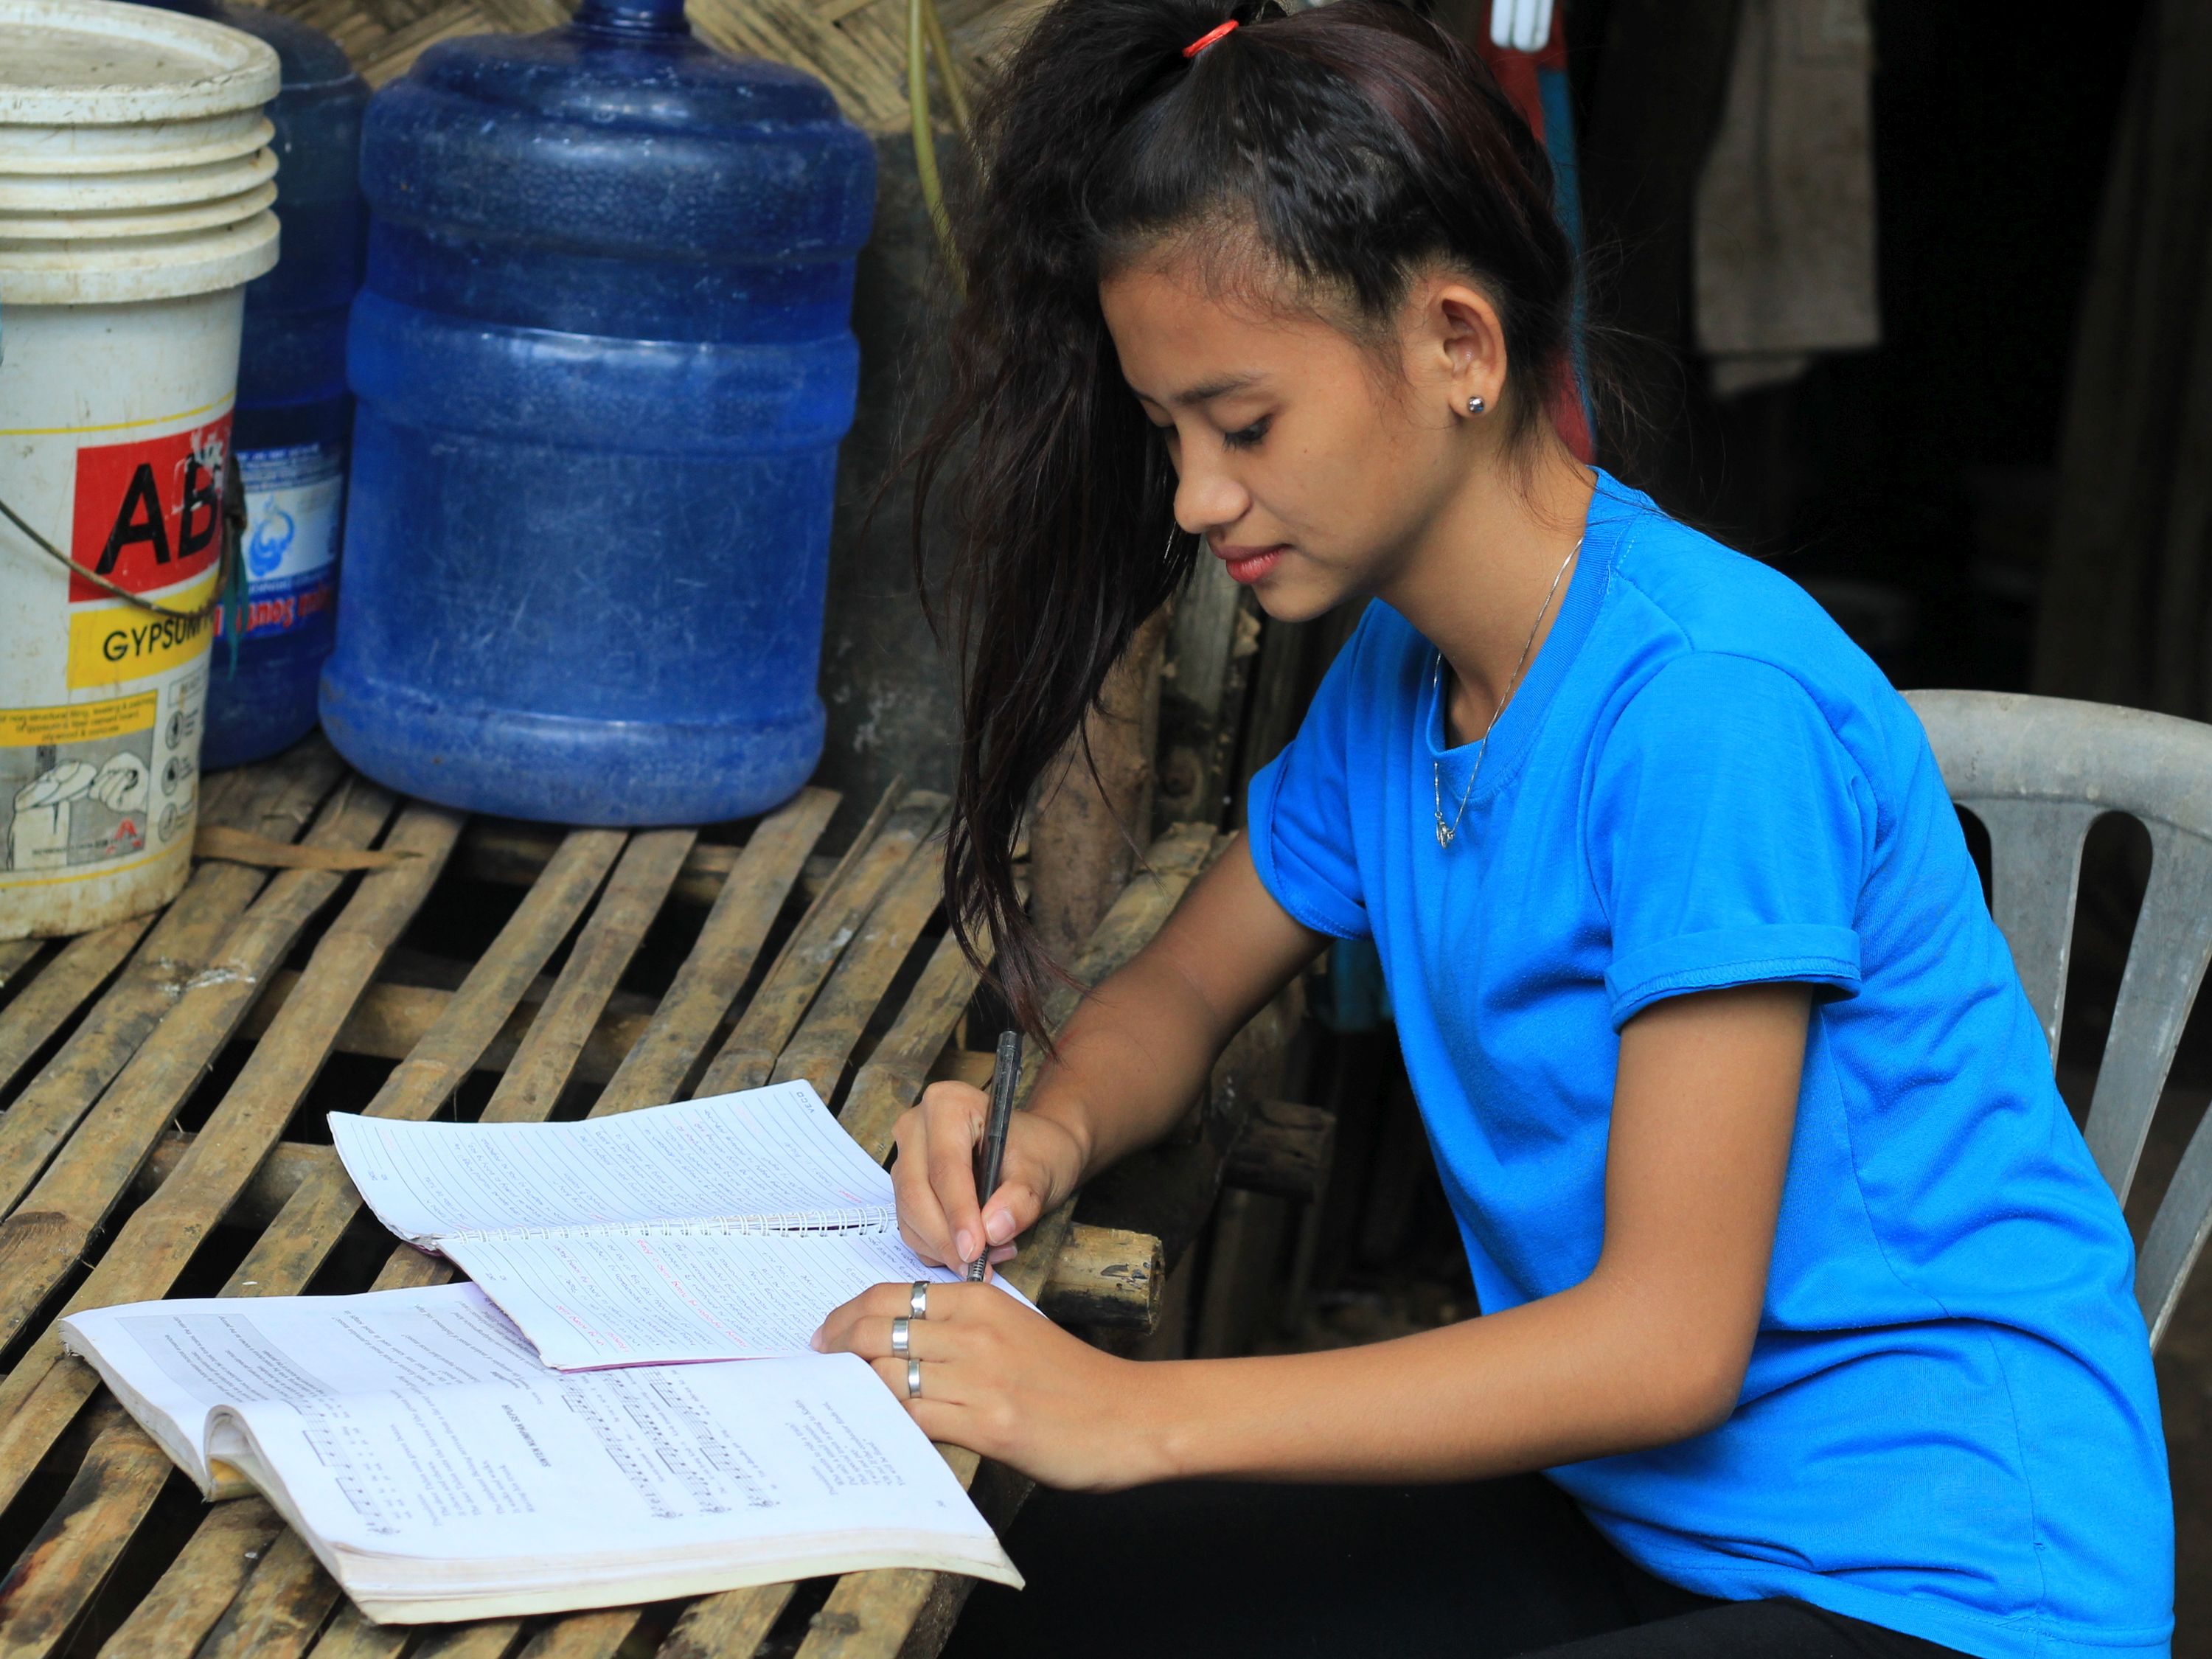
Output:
[1245, 473, 2171, 1659]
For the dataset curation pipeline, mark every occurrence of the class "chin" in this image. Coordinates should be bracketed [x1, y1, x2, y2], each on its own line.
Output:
[1252, 574, 1362, 627]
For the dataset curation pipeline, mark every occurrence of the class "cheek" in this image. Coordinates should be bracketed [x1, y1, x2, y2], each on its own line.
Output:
[1268, 408, 1434, 546]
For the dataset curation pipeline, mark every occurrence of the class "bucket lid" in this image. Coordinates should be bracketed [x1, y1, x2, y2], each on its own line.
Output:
[0, 0, 279, 127]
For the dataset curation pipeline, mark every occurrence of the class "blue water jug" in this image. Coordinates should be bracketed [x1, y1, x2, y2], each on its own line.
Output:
[321, 0, 876, 825]
[141, 0, 369, 769]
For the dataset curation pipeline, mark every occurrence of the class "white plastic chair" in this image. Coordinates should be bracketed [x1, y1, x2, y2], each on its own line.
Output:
[1906, 688, 2212, 1349]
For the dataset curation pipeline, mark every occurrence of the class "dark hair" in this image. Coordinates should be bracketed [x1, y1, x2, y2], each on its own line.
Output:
[913, 0, 1578, 1039]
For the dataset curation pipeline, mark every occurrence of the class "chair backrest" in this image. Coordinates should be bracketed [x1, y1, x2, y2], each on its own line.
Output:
[1905, 689, 2212, 1349]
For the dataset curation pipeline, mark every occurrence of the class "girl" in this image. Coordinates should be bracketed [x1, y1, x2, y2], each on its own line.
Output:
[813, 2, 2174, 1654]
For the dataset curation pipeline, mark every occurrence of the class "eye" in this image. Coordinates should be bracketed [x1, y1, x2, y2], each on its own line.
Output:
[1223, 417, 1270, 451]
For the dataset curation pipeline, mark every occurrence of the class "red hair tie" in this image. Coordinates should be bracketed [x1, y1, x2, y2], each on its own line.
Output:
[1182, 18, 1238, 56]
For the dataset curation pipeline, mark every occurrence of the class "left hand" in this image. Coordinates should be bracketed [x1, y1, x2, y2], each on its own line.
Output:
[812, 1280, 1169, 1492]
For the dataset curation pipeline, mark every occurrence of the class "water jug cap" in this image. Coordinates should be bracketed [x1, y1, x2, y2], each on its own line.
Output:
[571, 0, 689, 35]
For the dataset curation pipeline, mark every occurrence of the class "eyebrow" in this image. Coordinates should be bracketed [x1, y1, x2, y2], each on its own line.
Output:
[1134, 372, 1264, 408]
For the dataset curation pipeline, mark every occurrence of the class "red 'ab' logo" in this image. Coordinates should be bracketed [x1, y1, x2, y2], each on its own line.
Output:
[68, 420, 232, 603]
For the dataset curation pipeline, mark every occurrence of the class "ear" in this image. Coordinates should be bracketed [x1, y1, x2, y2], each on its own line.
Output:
[1418, 276, 1509, 419]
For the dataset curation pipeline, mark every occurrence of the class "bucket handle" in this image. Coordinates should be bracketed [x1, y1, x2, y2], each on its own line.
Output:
[0, 459, 242, 624]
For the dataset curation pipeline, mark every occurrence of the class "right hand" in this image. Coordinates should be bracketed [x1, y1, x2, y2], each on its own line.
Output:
[890, 1080, 1089, 1273]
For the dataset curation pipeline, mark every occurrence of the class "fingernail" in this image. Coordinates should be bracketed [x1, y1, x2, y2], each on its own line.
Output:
[809, 1326, 825, 1352]
[984, 1209, 1015, 1245]
[955, 1228, 976, 1263]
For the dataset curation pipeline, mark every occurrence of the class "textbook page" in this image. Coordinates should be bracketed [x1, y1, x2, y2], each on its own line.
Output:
[329, 1082, 896, 1247]
[58, 1284, 591, 1492]
[441, 1226, 1025, 1369]
[207, 1351, 1020, 1621]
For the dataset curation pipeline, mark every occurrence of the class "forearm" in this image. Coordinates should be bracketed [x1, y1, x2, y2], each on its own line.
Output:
[1024, 947, 1239, 1181]
[1134, 1274, 1735, 1486]
[1020, 839, 1324, 1186]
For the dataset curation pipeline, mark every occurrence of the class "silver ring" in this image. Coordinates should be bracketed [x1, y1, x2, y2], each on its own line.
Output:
[908, 1281, 930, 1320]
[891, 1316, 911, 1357]
[906, 1358, 923, 1399]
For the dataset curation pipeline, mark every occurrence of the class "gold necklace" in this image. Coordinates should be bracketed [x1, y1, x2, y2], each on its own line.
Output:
[1431, 538, 1581, 849]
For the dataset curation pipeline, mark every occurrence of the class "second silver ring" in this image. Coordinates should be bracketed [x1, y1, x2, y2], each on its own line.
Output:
[891, 1315, 911, 1357]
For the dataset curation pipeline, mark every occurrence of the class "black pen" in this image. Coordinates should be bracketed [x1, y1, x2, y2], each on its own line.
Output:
[967, 1029, 1023, 1281]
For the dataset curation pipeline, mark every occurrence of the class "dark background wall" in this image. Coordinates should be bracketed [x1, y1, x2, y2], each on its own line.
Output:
[1573, 0, 2149, 694]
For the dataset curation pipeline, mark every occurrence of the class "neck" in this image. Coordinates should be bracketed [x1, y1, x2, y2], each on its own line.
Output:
[1378, 436, 1595, 742]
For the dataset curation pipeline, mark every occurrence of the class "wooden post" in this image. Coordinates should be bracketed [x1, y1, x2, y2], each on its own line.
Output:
[1028, 606, 1171, 960]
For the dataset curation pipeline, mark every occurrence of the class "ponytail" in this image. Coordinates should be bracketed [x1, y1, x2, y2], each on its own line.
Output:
[912, 0, 1576, 1039]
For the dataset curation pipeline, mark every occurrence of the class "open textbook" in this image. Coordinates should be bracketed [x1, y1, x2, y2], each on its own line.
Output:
[58, 1284, 1020, 1623]
[327, 1081, 1026, 1371]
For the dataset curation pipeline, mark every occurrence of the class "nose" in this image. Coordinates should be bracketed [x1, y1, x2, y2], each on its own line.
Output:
[1173, 445, 1250, 537]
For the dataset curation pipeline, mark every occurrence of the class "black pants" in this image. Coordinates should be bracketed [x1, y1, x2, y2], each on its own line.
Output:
[943, 1475, 1969, 1658]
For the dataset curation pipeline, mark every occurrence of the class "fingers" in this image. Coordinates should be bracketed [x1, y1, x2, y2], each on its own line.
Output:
[890, 1085, 975, 1265]
[919, 1081, 990, 1266]
[837, 1315, 959, 1363]
[812, 1279, 1004, 1354]
[979, 1172, 1047, 1252]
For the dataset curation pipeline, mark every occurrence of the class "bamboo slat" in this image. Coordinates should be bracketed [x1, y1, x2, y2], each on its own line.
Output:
[223, 828, 626, 1298]
[771, 832, 946, 1102]
[0, 782, 400, 1470]
[456, 827, 747, 911]
[96, 1500, 282, 1659]
[296, 1605, 414, 1659]
[189, 1530, 343, 1659]
[0, 1406, 174, 1659]
[0, 745, 344, 1219]
[240, 975, 653, 1085]
[695, 791, 945, 1096]
[0, 917, 152, 1100]
[837, 928, 990, 1160]
[595, 788, 839, 1116]
[479, 830, 696, 1123]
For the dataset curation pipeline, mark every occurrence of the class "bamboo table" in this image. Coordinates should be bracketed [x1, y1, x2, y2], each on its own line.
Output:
[0, 738, 1224, 1659]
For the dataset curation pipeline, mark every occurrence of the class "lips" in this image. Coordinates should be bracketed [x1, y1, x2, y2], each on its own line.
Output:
[1215, 543, 1285, 585]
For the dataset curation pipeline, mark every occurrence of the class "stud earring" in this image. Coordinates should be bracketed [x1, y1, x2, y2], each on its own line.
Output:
[1467, 395, 1486, 415]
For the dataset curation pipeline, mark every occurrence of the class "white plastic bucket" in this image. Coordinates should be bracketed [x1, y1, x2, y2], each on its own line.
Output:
[0, 0, 279, 939]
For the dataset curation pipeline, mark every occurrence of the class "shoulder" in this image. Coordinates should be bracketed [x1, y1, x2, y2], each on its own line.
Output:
[1590, 478, 1928, 790]
[1598, 481, 1856, 678]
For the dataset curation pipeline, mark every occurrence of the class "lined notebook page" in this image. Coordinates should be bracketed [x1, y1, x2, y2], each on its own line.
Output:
[330, 1083, 896, 1246]
[441, 1228, 975, 1369]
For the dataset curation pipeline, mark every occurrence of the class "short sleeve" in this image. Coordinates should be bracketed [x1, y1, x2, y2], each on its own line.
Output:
[1244, 613, 1378, 941]
[1589, 653, 1870, 1029]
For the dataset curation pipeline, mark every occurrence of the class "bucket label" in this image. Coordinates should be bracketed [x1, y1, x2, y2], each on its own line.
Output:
[64, 419, 230, 691]
[220, 440, 345, 642]
[1, 691, 159, 875]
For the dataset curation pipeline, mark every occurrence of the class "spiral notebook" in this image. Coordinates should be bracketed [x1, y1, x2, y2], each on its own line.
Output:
[329, 1082, 1016, 1371]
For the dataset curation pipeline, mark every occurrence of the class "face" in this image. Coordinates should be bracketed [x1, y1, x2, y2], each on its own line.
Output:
[1099, 252, 1500, 622]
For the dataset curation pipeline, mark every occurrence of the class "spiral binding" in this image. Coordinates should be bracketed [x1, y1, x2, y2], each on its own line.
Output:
[449, 1204, 899, 1245]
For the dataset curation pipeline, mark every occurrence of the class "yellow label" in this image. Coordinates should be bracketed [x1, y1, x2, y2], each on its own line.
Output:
[0, 692, 158, 748]
[66, 571, 218, 689]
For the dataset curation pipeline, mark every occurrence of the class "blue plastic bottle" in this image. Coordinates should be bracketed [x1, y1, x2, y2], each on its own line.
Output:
[140, 0, 369, 769]
[321, 0, 876, 825]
